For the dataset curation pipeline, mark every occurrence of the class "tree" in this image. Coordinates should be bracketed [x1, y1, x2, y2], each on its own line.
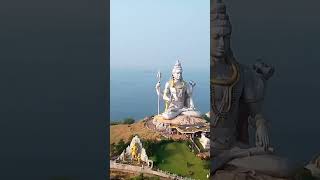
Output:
[143, 140, 156, 156]
[201, 114, 210, 122]
[115, 139, 127, 155]
[122, 117, 135, 124]
[110, 121, 120, 125]
[110, 143, 116, 156]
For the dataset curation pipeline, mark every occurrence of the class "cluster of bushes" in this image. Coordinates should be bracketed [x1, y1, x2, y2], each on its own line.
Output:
[110, 117, 135, 125]
[110, 139, 129, 157]
[110, 135, 139, 157]
[201, 114, 210, 122]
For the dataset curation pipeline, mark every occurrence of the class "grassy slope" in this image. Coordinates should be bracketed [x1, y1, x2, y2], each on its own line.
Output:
[151, 142, 209, 180]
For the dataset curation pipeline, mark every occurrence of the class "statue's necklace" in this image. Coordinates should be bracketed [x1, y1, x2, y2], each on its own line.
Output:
[211, 61, 239, 85]
[171, 80, 185, 98]
[211, 60, 240, 114]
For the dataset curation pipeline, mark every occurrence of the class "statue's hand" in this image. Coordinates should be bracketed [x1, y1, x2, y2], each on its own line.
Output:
[155, 82, 160, 94]
[189, 80, 196, 87]
[253, 60, 275, 80]
[255, 117, 270, 151]
[172, 93, 178, 101]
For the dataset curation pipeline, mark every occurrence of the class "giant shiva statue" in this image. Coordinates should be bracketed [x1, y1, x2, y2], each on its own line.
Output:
[210, 0, 297, 179]
[155, 60, 202, 120]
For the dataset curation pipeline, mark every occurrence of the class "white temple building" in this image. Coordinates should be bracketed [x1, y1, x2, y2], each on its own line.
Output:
[199, 133, 210, 150]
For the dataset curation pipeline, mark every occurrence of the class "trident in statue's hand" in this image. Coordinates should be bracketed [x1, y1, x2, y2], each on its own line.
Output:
[156, 71, 162, 115]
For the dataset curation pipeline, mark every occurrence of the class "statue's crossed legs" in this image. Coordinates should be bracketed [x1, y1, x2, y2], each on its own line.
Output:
[211, 144, 299, 178]
[162, 107, 201, 120]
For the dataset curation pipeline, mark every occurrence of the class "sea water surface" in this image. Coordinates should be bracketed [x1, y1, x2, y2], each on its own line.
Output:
[110, 68, 210, 121]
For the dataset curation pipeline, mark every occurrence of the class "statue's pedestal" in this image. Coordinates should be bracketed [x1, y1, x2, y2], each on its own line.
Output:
[152, 114, 207, 125]
[152, 114, 209, 135]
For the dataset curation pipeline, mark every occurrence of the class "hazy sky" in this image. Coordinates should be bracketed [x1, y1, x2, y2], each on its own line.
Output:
[110, 0, 209, 71]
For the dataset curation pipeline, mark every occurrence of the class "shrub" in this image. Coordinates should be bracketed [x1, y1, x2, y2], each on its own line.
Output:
[110, 121, 120, 125]
[122, 117, 135, 124]
[114, 139, 128, 155]
[202, 114, 210, 122]
[110, 143, 116, 157]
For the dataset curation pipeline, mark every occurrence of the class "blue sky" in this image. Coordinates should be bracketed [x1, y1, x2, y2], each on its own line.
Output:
[110, 0, 209, 71]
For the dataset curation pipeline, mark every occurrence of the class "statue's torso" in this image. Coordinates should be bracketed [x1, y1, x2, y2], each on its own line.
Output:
[166, 80, 188, 109]
[211, 61, 244, 150]
[211, 59, 267, 151]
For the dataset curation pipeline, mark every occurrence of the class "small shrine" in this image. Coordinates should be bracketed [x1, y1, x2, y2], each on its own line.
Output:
[116, 135, 153, 168]
[199, 133, 210, 150]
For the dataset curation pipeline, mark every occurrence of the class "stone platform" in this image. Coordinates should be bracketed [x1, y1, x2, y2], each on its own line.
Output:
[151, 114, 210, 134]
[152, 114, 207, 125]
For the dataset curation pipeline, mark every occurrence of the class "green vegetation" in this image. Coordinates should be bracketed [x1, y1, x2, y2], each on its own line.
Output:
[110, 117, 135, 125]
[110, 139, 129, 157]
[201, 114, 210, 122]
[151, 141, 210, 180]
[123, 117, 135, 124]
[143, 139, 174, 157]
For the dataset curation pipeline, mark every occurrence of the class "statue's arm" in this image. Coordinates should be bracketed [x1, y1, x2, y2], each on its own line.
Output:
[249, 110, 270, 151]
[156, 82, 171, 101]
[246, 60, 275, 127]
[246, 102, 266, 129]
[162, 82, 171, 102]
[252, 60, 275, 81]
[186, 83, 195, 109]
[241, 64, 273, 150]
[155, 82, 163, 97]
[244, 97, 270, 151]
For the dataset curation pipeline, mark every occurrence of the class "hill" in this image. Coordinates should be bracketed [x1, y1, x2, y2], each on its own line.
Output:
[110, 120, 162, 144]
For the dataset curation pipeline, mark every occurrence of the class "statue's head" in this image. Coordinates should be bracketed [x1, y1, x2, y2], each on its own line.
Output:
[172, 60, 183, 81]
[211, 0, 232, 61]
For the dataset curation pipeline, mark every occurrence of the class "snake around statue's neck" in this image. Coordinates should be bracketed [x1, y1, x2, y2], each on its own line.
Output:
[211, 59, 240, 117]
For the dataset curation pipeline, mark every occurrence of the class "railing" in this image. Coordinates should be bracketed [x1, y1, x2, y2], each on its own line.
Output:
[110, 160, 196, 180]
[189, 137, 201, 153]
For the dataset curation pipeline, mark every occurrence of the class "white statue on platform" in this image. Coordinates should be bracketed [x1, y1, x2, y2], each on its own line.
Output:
[155, 60, 201, 120]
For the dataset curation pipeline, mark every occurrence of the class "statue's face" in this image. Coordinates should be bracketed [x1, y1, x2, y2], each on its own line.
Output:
[211, 24, 232, 60]
[172, 70, 182, 80]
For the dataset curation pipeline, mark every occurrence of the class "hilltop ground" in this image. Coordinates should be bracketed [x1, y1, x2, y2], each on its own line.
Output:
[110, 120, 163, 144]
